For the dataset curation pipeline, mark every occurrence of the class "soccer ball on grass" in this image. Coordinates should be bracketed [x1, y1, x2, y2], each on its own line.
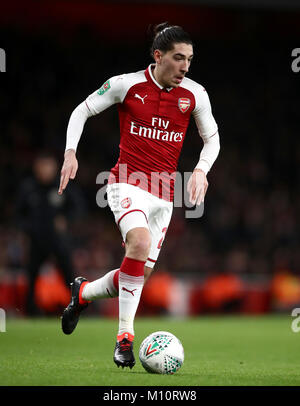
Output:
[139, 331, 184, 374]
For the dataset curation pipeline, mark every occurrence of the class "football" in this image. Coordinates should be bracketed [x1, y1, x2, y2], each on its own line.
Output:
[139, 331, 184, 374]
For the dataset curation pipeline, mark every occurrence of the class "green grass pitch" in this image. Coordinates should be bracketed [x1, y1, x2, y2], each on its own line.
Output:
[0, 315, 300, 386]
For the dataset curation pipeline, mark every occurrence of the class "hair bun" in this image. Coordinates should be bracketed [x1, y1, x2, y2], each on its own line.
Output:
[153, 22, 170, 37]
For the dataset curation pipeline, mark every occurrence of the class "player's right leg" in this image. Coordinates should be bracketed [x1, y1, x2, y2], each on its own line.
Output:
[61, 276, 90, 335]
[61, 266, 123, 335]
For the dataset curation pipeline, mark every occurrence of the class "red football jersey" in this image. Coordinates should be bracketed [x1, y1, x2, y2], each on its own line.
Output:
[85, 64, 218, 201]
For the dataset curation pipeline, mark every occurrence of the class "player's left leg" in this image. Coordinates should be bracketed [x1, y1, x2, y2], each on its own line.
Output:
[144, 194, 173, 271]
[113, 195, 173, 366]
[112, 192, 173, 367]
[113, 225, 151, 368]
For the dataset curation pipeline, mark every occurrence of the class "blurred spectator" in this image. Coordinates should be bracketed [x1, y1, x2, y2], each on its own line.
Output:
[201, 272, 244, 313]
[15, 151, 86, 314]
[140, 271, 176, 315]
[270, 270, 300, 311]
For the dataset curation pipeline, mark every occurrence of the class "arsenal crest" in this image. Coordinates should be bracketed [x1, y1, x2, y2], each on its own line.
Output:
[121, 197, 132, 209]
[178, 98, 191, 113]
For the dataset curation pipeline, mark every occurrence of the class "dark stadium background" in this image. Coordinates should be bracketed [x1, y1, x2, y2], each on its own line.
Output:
[0, 0, 299, 317]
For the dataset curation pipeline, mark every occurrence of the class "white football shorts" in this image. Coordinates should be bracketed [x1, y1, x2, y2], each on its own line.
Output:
[107, 183, 173, 268]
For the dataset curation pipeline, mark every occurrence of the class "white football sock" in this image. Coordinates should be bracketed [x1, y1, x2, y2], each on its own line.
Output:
[118, 271, 144, 337]
[81, 269, 119, 300]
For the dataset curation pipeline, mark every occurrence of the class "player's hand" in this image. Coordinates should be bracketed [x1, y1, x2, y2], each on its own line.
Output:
[58, 149, 78, 195]
[187, 168, 208, 206]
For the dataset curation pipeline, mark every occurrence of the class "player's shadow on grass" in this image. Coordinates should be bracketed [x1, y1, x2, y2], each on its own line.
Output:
[110, 370, 202, 377]
[110, 370, 149, 375]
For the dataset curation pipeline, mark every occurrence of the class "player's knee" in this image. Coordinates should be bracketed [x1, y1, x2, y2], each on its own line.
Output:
[126, 229, 151, 259]
[129, 238, 151, 257]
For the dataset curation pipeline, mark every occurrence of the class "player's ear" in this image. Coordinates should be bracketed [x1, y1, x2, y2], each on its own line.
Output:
[153, 49, 163, 64]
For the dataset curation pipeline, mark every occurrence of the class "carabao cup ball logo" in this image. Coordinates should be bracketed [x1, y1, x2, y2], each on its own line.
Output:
[121, 197, 132, 209]
[178, 98, 191, 113]
[143, 334, 172, 359]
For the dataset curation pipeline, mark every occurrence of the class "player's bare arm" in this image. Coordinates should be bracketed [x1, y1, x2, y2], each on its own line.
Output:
[187, 130, 220, 205]
[58, 149, 78, 195]
[187, 168, 208, 205]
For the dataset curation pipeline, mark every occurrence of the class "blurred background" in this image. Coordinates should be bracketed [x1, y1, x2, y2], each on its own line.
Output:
[0, 0, 299, 318]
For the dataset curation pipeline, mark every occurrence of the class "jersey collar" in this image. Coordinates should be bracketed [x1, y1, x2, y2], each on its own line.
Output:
[147, 64, 173, 92]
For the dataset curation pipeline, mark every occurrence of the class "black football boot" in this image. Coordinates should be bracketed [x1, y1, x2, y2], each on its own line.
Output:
[113, 335, 136, 369]
[61, 277, 89, 335]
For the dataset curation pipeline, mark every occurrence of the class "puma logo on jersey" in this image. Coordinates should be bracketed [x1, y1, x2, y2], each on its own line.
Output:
[134, 93, 147, 104]
[122, 287, 138, 296]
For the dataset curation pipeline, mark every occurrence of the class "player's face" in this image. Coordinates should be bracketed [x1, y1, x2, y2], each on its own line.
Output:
[154, 43, 194, 88]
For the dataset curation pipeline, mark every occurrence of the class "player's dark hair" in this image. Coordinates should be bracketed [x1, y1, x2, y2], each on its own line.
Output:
[150, 22, 193, 58]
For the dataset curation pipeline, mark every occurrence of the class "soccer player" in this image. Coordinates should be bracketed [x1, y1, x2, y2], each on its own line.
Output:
[59, 22, 220, 369]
